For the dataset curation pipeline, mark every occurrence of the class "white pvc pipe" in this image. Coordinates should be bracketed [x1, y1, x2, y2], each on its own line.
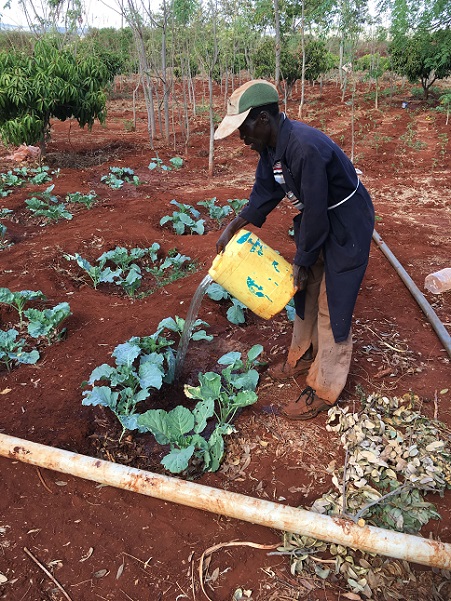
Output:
[1, 433, 450, 569]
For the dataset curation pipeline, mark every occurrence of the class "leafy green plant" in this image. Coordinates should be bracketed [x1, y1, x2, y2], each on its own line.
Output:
[206, 283, 247, 324]
[0, 287, 46, 325]
[101, 167, 141, 189]
[25, 185, 73, 223]
[28, 167, 57, 185]
[98, 245, 160, 271]
[64, 253, 122, 289]
[148, 155, 183, 171]
[160, 200, 205, 235]
[227, 198, 248, 215]
[0, 209, 13, 249]
[0, 37, 113, 152]
[156, 316, 213, 342]
[145, 249, 196, 290]
[137, 344, 263, 474]
[197, 197, 232, 225]
[82, 333, 177, 436]
[0, 328, 40, 371]
[24, 302, 71, 342]
[185, 345, 263, 424]
[438, 92, 451, 125]
[65, 191, 98, 209]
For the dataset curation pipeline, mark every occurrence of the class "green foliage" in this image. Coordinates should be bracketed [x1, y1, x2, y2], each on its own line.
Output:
[65, 191, 98, 209]
[0, 328, 40, 372]
[148, 155, 184, 171]
[197, 196, 232, 225]
[24, 302, 71, 342]
[82, 327, 262, 474]
[64, 252, 122, 289]
[185, 344, 263, 425]
[100, 167, 141, 189]
[156, 315, 213, 342]
[226, 198, 248, 215]
[25, 185, 73, 223]
[355, 53, 390, 80]
[0, 287, 46, 325]
[304, 39, 336, 82]
[65, 246, 196, 296]
[0, 36, 113, 148]
[82, 333, 177, 436]
[206, 283, 247, 324]
[389, 29, 451, 99]
[160, 200, 205, 235]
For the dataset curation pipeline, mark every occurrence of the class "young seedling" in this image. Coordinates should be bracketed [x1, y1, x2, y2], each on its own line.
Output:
[25, 185, 73, 223]
[101, 167, 141, 189]
[206, 283, 247, 324]
[65, 191, 98, 209]
[148, 155, 183, 171]
[160, 200, 205, 235]
[0, 288, 46, 326]
[82, 333, 177, 438]
[156, 315, 213, 342]
[64, 253, 122, 289]
[24, 302, 71, 342]
[227, 198, 248, 215]
[0, 328, 40, 372]
[197, 197, 232, 226]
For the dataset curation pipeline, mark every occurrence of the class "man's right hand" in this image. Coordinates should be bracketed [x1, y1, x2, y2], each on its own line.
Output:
[216, 216, 249, 254]
[293, 264, 309, 291]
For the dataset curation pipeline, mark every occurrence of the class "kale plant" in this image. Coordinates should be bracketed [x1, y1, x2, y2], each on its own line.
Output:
[0, 328, 39, 371]
[160, 200, 205, 235]
[24, 302, 71, 342]
[0, 287, 46, 325]
[25, 185, 72, 222]
[101, 167, 141, 189]
[197, 197, 232, 225]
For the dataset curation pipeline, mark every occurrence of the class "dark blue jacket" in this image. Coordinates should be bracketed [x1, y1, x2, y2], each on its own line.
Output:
[239, 116, 375, 342]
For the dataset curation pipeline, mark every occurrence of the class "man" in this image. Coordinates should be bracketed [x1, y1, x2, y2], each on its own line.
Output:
[214, 79, 375, 420]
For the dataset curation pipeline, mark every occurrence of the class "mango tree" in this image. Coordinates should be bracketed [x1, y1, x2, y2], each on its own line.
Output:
[0, 36, 115, 154]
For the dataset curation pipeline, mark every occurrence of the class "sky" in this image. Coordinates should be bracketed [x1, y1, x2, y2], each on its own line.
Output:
[0, 0, 127, 30]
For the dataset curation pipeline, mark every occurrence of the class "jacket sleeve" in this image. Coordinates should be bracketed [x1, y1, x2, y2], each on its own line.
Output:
[292, 144, 330, 267]
[239, 153, 286, 227]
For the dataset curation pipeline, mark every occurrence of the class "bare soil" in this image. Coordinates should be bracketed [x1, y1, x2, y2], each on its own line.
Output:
[0, 77, 450, 601]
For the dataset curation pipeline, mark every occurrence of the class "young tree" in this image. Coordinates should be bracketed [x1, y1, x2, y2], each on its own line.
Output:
[0, 36, 115, 153]
[389, 29, 451, 99]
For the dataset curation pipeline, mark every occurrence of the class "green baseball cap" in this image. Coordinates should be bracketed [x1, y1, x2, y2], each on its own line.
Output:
[214, 79, 279, 140]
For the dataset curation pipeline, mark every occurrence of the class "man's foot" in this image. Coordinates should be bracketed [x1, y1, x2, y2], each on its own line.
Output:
[268, 358, 313, 380]
[268, 346, 314, 381]
[282, 386, 333, 420]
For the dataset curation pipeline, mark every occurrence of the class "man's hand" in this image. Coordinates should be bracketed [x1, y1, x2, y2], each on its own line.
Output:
[216, 216, 249, 254]
[293, 264, 309, 291]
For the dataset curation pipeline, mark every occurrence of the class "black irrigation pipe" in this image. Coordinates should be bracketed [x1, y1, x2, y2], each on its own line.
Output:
[372, 230, 451, 359]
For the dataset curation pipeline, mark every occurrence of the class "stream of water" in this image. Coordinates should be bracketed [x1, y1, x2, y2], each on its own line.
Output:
[174, 273, 213, 379]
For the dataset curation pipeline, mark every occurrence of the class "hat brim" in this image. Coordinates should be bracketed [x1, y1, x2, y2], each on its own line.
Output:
[214, 108, 251, 140]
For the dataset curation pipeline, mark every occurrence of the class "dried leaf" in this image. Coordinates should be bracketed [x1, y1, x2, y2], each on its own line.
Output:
[80, 547, 94, 562]
[116, 561, 124, 580]
[0, 573, 7, 584]
[93, 569, 109, 579]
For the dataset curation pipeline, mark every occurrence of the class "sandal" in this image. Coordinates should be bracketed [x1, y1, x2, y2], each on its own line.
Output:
[282, 386, 333, 421]
[268, 357, 313, 380]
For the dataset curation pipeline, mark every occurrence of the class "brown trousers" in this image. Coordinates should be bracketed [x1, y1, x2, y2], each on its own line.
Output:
[286, 255, 353, 404]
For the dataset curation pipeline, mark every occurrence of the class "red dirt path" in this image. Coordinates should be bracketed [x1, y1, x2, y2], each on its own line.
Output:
[0, 78, 450, 601]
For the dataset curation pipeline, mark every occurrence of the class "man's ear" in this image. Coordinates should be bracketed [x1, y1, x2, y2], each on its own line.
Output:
[257, 110, 270, 124]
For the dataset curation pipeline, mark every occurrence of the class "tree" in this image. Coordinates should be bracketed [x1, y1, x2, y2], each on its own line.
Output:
[389, 29, 451, 99]
[0, 36, 114, 153]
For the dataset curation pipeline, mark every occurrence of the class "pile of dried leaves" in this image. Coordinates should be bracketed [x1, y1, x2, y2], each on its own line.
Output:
[279, 392, 451, 599]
